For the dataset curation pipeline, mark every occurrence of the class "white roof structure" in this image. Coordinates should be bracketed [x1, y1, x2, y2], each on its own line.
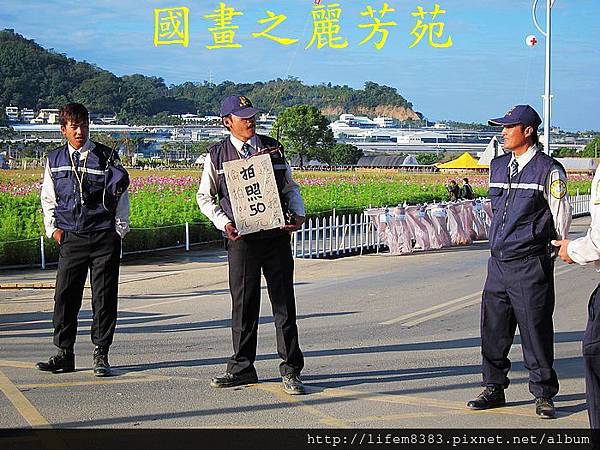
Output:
[556, 157, 598, 172]
[477, 136, 504, 166]
[402, 155, 419, 165]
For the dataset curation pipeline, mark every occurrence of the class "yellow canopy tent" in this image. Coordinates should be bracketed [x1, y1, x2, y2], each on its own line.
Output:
[437, 152, 488, 172]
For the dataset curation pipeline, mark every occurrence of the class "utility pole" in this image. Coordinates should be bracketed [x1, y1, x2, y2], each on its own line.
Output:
[532, 0, 556, 155]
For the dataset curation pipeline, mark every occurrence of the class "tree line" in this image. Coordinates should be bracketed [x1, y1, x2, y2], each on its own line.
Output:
[0, 29, 415, 124]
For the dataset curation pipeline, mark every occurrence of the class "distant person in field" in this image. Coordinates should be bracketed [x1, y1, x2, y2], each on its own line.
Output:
[37, 103, 130, 377]
[461, 177, 475, 200]
[447, 179, 460, 202]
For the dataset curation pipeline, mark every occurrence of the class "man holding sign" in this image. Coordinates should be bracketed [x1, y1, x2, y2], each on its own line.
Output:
[196, 95, 307, 395]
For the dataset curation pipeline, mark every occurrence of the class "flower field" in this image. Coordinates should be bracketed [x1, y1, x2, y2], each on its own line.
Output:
[0, 168, 594, 264]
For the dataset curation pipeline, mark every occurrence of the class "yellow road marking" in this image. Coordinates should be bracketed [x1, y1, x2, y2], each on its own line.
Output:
[0, 368, 49, 427]
[253, 382, 350, 428]
[0, 360, 36, 369]
[350, 409, 464, 423]
[315, 386, 589, 423]
[18, 374, 170, 389]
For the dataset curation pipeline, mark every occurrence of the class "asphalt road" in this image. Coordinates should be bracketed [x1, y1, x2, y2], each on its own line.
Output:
[0, 217, 596, 429]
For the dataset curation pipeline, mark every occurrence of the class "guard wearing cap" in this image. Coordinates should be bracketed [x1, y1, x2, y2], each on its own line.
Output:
[467, 105, 571, 418]
[553, 166, 600, 430]
[37, 103, 130, 377]
[196, 95, 307, 395]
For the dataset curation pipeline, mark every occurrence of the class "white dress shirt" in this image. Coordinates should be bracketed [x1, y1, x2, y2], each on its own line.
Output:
[41, 139, 130, 238]
[196, 134, 305, 231]
[568, 165, 600, 267]
[508, 144, 572, 239]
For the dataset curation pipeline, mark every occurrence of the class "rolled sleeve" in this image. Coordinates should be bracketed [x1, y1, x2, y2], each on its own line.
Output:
[545, 164, 571, 239]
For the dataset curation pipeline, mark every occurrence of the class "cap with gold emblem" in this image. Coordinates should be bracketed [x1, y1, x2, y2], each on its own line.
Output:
[220, 95, 260, 118]
[488, 104, 542, 129]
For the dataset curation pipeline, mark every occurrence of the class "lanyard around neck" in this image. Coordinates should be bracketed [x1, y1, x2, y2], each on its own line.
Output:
[71, 150, 89, 199]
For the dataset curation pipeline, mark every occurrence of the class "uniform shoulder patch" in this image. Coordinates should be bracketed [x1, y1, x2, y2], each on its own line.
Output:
[550, 179, 567, 199]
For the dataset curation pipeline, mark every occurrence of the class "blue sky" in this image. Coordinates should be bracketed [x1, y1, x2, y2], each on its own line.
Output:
[1, 0, 598, 131]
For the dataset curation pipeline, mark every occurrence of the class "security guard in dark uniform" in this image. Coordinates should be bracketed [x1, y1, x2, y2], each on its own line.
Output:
[196, 95, 307, 395]
[467, 105, 571, 418]
[38, 103, 130, 377]
[554, 165, 600, 431]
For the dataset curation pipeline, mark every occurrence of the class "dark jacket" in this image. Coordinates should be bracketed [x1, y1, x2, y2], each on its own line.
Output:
[47, 142, 123, 233]
[488, 151, 561, 261]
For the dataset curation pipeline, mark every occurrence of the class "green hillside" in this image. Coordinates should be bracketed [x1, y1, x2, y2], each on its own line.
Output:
[0, 29, 419, 123]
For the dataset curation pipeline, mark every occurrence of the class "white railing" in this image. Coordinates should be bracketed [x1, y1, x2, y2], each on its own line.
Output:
[291, 211, 381, 259]
[0, 193, 593, 269]
[571, 189, 591, 218]
[292, 193, 592, 259]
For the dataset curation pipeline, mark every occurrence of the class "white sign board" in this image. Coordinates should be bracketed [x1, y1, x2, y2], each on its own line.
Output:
[223, 154, 285, 235]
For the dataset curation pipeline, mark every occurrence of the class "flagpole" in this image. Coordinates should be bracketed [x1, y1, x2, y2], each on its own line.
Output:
[532, 0, 555, 155]
[543, 0, 552, 155]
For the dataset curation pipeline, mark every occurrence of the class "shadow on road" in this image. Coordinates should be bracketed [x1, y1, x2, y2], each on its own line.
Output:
[0, 310, 356, 337]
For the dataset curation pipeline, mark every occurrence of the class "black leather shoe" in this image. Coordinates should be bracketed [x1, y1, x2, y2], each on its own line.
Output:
[36, 349, 75, 373]
[282, 374, 307, 395]
[210, 371, 258, 388]
[93, 346, 111, 377]
[535, 397, 556, 419]
[466, 385, 506, 410]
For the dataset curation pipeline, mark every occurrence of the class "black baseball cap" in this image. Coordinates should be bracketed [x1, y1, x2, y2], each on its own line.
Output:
[220, 95, 260, 118]
[488, 105, 542, 129]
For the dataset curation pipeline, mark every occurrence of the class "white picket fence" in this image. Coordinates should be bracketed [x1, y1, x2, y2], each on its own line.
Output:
[291, 192, 592, 259]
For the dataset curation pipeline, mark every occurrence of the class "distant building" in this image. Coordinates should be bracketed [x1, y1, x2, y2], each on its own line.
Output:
[395, 131, 447, 144]
[356, 155, 437, 171]
[338, 114, 378, 129]
[373, 116, 397, 128]
[90, 113, 118, 124]
[179, 113, 204, 124]
[5, 106, 19, 122]
[37, 108, 60, 124]
[21, 108, 35, 122]
[257, 113, 277, 127]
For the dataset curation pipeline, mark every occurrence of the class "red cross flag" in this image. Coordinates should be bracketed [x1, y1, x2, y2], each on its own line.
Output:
[526, 35, 538, 47]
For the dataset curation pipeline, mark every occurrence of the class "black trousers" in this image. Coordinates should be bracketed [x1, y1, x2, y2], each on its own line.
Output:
[53, 230, 121, 350]
[481, 255, 559, 398]
[226, 234, 304, 377]
[584, 285, 600, 429]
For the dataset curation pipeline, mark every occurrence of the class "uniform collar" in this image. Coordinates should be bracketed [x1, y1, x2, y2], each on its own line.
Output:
[229, 134, 258, 155]
[509, 144, 538, 173]
[67, 139, 95, 156]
